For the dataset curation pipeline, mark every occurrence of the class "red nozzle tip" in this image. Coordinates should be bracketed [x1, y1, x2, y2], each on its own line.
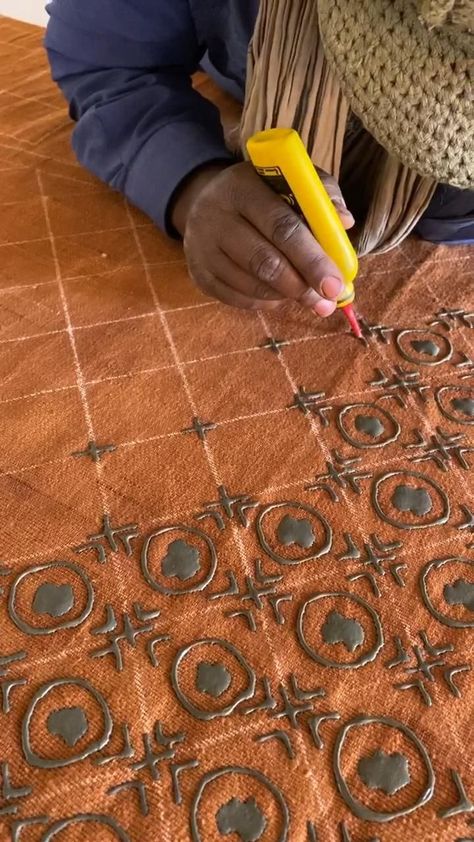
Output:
[342, 304, 363, 339]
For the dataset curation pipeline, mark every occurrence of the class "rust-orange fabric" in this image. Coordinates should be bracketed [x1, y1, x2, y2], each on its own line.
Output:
[0, 16, 473, 842]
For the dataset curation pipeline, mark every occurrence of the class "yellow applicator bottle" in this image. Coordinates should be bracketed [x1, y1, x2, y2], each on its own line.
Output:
[246, 128, 362, 338]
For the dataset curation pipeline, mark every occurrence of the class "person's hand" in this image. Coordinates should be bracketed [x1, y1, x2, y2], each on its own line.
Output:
[171, 161, 354, 314]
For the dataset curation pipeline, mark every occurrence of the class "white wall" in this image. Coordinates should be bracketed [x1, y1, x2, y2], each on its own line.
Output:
[0, 0, 48, 26]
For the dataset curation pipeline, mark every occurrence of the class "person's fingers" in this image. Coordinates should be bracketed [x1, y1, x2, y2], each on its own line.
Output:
[212, 249, 337, 317]
[212, 248, 284, 301]
[238, 190, 345, 302]
[185, 224, 281, 309]
[219, 217, 329, 310]
[198, 271, 284, 311]
[181, 162, 350, 315]
[317, 169, 355, 230]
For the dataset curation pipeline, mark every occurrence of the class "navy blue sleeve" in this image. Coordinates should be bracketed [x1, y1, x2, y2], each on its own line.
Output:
[45, 0, 233, 233]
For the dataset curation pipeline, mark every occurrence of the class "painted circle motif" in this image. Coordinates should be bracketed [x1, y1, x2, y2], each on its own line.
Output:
[191, 766, 290, 842]
[256, 502, 332, 565]
[333, 714, 435, 822]
[171, 639, 256, 720]
[41, 814, 130, 841]
[141, 524, 217, 595]
[8, 561, 94, 636]
[394, 328, 453, 366]
[420, 557, 474, 628]
[296, 592, 384, 669]
[435, 385, 474, 426]
[371, 470, 450, 530]
[22, 677, 113, 768]
[336, 402, 400, 449]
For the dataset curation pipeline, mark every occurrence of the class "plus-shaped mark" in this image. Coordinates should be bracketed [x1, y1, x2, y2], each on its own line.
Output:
[360, 543, 395, 576]
[369, 365, 429, 405]
[203, 485, 258, 526]
[359, 317, 395, 344]
[407, 427, 474, 471]
[72, 441, 116, 463]
[272, 685, 312, 728]
[131, 722, 185, 780]
[75, 514, 139, 562]
[405, 645, 445, 681]
[260, 336, 289, 354]
[339, 534, 405, 589]
[131, 738, 175, 781]
[182, 417, 216, 441]
[429, 309, 474, 331]
[240, 576, 277, 609]
[307, 450, 371, 498]
[290, 387, 333, 427]
[91, 613, 154, 672]
[392, 631, 470, 705]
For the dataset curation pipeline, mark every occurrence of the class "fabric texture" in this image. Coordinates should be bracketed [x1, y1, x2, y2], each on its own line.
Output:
[317, 0, 473, 188]
[241, 0, 473, 255]
[1, 16, 474, 842]
[418, 0, 474, 28]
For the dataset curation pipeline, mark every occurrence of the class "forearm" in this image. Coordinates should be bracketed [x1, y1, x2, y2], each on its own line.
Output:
[45, 0, 233, 233]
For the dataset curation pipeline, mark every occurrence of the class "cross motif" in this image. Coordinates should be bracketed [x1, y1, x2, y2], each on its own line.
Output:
[307, 450, 371, 498]
[90, 605, 157, 672]
[359, 317, 395, 344]
[203, 485, 258, 526]
[338, 533, 406, 589]
[260, 336, 289, 354]
[245, 676, 333, 748]
[405, 645, 445, 681]
[272, 685, 312, 728]
[240, 576, 277, 610]
[389, 632, 470, 706]
[72, 440, 116, 463]
[289, 387, 333, 426]
[209, 561, 286, 627]
[182, 417, 216, 441]
[75, 514, 139, 562]
[429, 309, 474, 331]
[360, 543, 395, 576]
[404, 427, 474, 471]
[369, 365, 429, 404]
[131, 722, 184, 780]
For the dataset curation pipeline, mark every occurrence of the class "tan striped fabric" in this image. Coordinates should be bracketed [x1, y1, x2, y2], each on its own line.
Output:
[241, 0, 438, 256]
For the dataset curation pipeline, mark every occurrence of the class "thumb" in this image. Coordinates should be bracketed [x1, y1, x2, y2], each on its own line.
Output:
[332, 199, 355, 231]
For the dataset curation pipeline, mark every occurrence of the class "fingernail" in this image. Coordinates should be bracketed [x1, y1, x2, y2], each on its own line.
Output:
[313, 299, 337, 317]
[335, 202, 355, 223]
[321, 276, 344, 299]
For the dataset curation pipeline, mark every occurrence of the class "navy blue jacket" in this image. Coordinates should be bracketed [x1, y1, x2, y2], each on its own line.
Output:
[45, 0, 257, 233]
[45, 0, 472, 243]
